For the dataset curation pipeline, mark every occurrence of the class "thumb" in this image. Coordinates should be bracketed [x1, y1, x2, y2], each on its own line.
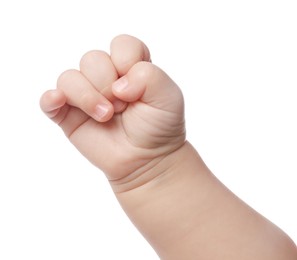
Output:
[111, 61, 184, 114]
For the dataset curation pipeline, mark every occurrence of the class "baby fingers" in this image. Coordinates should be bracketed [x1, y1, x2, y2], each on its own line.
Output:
[57, 69, 114, 122]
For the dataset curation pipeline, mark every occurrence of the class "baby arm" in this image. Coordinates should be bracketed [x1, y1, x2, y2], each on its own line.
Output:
[40, 35, 297, 259]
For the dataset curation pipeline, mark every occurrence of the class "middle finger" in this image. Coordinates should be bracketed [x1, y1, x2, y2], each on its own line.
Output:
[79, 50, 126, 112]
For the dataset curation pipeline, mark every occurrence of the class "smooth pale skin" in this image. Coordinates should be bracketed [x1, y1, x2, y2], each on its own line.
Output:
[40, 35, 297, 259]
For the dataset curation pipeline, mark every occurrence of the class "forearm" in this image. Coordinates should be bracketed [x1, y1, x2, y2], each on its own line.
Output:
[111, 141, 297, 259]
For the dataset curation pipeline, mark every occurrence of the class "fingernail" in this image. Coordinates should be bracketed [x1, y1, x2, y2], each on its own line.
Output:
[95, 103, 109, 121]
[112, 77, 128, 92]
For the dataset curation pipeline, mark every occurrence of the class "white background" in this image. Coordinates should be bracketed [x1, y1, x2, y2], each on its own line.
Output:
[0, 0, 296, 259]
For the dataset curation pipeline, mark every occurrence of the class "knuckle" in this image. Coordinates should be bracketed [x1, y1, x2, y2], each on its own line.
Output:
[133, 61, 156, 80]
[111, 35, 146, 75]
[80, 50, 108, 67]
[56, 69, 79, 89]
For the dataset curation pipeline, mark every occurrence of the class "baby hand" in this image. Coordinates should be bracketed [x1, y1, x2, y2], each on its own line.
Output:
[40, 35, 185, 188]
